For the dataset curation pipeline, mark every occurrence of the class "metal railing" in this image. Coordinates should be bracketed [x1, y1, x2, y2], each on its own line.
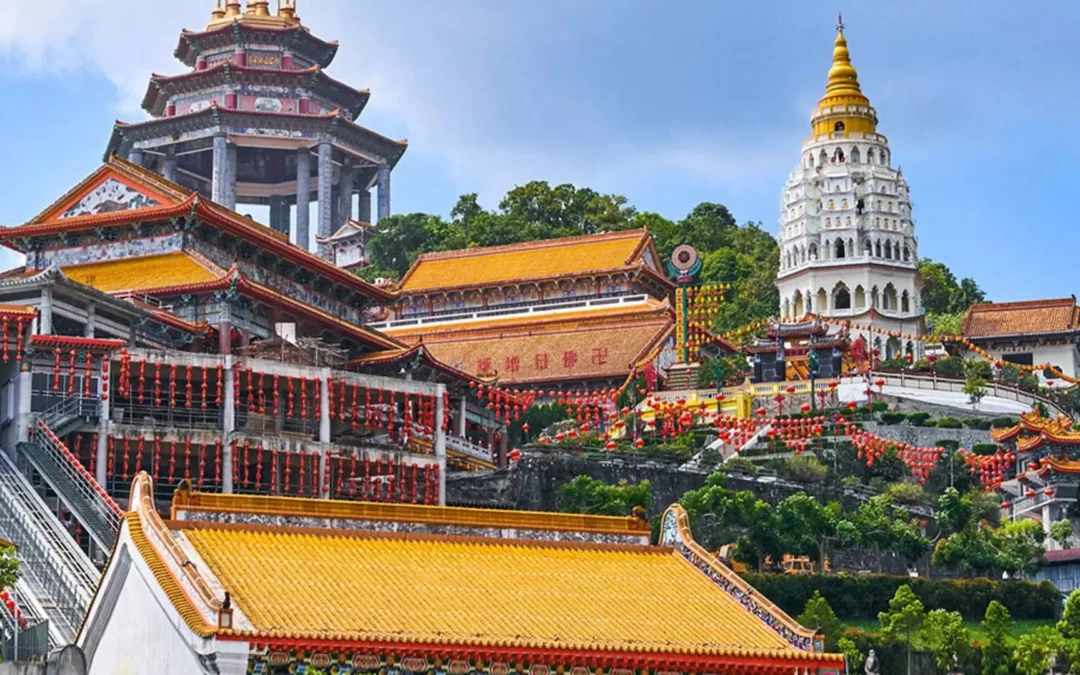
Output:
[26, 420, 122, 551]
[445, 434, 493, 463]
[0, 619, 50, 662]
[370, 293, 650, 330]
[0, 451, 98, 644]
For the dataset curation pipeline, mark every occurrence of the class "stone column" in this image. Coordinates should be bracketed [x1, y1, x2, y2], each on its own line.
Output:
[358, 190, 372, 223]
[282, 198, 292, 239]
[84, 304, 96, 338]
[217, 316, 232, 355]
[376, 164, 391, 221]
[162, 151, 178, 183]
[128, 149, 144, 167]
[14, 370, 32, 446]
[39, 286, 53, 335]
[498, 432, 508, 469]
[269, 195, 285, 234]
[224, 143, 238, 211]
[458, 397, 467, 437]
[222, 357, 235, 494]
[317, 141, 334, 240]
[338, 161, 355, 227]
[319, 371, 331, 443]
[295, 148, 312, 250]
[211, 132, 228, 204]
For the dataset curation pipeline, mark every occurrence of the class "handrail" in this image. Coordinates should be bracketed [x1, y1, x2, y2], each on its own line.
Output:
[445, 434, 493, 463]
[30, 420, 122, 535]
[864, 370, 1072, 419]
[0, 452, 98, 642]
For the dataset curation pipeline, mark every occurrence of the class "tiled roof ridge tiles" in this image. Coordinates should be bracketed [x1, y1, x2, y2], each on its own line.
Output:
[409, 229, 649, 264]
[968, 297, 1077, 312]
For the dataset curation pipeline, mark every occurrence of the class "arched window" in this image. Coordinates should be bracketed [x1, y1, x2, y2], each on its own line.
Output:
[825, 217, 832, 228]
[828, 200, 835, 211]
[883, 283, 898, 310]
[880, 149, 887, 165]
[875, 217, 880, 227]
[875, 240, 882, 257]
[834, 184, 842, 193]
[901, 291, 910, 313]
[807, 154, 814, 168]
[876, 200, 882, 210]
[817, 288, 828, 312]
[854, 285, 866, 309]
[888, 201, 894, 213]
[835, 239, 846, 259]
[871, 286, 880, 308]
[834, 121, 846, 132]
[794, 291, 805, 317]
[902, 245, 910, 262]
[833, 283, 851, 310]
[884, 241, 892, 259]
[819, 149, 828, 166]
[868, 150, 875, 164]
[863, 239, 872, 256]
[834, 147, 846, 163]
[841, 200, 848, 210]
[783, 299, 791, 319]
[850, 147, 860, 163]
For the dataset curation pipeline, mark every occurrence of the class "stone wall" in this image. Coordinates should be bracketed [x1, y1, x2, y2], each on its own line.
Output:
[861, 421, 992, 449]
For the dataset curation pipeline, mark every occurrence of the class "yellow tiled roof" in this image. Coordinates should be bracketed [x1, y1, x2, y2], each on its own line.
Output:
[62, 252, 221, 294]
[397, 230, 651, 293]
[182, 525, 800, 657]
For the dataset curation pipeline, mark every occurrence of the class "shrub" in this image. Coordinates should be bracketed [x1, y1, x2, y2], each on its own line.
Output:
[723, 457, 758, 475]
[886, 482, 926, 505]
[934, 356, 965, 378]
[870, 401, 889, 413]
[780, 455, 829, 483]
[935, 417, 962, 429]
[907, 412, 932, 427]
[937, 439, 960, 452]
[970, 443, 998, 456]
[880, 412, 906, 425]
[991, 416, 1018, 429]
[961, 417, 992, 430]
[740, 574, 1060, 622]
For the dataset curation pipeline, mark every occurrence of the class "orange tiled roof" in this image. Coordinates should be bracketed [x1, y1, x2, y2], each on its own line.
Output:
[397, 230, 656, 293]
[105, 474, 839, 667]
[962, 298, 1080, 339]
[384, 299, 669, 338]
[60, 252, 222, 294]
[403, 308, 673, 384]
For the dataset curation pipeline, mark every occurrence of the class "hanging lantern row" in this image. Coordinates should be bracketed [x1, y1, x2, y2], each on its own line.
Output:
[957, 447, 1016, 489]
[330, 456, 438, 505]
[0, 316, 28, 364]
[47, 348, 107, 397]
[100, 435, 223, 489]
[232, 442, 321, 497]
[836, 416, 951, 484]
[0, 590, 26, 630]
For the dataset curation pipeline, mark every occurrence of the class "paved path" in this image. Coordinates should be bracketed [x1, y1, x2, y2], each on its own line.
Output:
[836, 382, 1029, 414]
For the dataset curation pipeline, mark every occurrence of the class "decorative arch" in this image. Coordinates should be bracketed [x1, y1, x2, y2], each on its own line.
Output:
[828, 200, 835, 211]
[901, 290, 910, 313]
[819, 149, 828, 166]
[875, 239, 882, 257]
[871, 285, 880, 308]
[886, 337, 901, 360]
[807, 154, 814, 168]
[863, 239, 872, 256]
[816, 288, 828, 312]
[809, 243, 819, 260]
[783, 298, 791, 319]
[883, 283, 898, 311]
[841, 199, 849, 210]
[884, 240, 893, 259]
[832, 282, 851, 310]
[793, 290, 805, 317]
[902, 245, 910, 262]
[854, 285, 866, 309]
[880, 149, 887, 165]
[833, 147, 846, 163]
[834, 121, 846, 132]
[850, 147, 861, 163]
[834, 239, 846, 259]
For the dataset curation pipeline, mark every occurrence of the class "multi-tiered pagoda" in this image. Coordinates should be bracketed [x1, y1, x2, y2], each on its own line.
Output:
[105, 0, 405, 255]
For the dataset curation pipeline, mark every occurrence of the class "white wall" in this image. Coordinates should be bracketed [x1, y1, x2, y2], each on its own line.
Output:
[984, 343, 1080, 382]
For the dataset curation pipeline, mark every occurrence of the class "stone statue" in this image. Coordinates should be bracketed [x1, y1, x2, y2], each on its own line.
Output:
[864, 649, 880, 675]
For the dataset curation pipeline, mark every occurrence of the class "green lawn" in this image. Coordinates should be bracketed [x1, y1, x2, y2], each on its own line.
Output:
[841, 618, 1054, 643]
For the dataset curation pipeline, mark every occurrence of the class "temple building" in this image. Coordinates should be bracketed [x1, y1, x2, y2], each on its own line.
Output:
[746, 318, 848, 383]
[104, 0, 404, 254]
[371, 230, 679, 390]
[775, 18, 924, 359]
[960, 298, 1080, 383]
[76, 474, 843, 675]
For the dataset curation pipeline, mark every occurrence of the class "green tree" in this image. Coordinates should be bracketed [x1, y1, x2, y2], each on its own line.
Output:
[556, 476, 652, 516]
[926, 311, 964, 338]
[936, 487, 977, 534]
[981, 600, 1013, 675]
[775, 494, 844, 571]
[497, 181, 637, 235]
[953, 277, 987, 312]
[921, 609, 970, 674]
[837, 636, 864, 673]
[1013, 626, 1068, 675]
[0, 546, 18, 591]
[1056, 588, 1080, 640]
[879, 584, 926, 675]
[796, 591, 842, 650]
[995, 519, 1047, 578]
[365, 212, 448, 278]
[919, 260, 960, 315]
[964, 375, 988, 409]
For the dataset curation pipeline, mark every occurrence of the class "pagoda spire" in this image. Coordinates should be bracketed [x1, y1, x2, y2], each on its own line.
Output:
[824, 15, 864, 98]
[245, 0, 272, 16]
[211, 0, 226, 21]
[224, 0, 242, 18]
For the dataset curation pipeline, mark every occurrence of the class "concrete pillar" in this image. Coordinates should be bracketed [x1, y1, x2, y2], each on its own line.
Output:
[498, 432, 508, 469]
[218, 317, 232, 355]
[162, 151, 178, 183]
[295, 148, 311, 250]
[281, 198, 292, 239]
[317, 141, 334, 239]
[96, 365, 110, 488]
[329, 185, 339, 238]
[14, 370, 32, 446]
[376, 164, 391, 221]
[211, 132, 228, 204]
[128, 149, 144, 167]
[358, 190, 372, 223]
[39, 287, 53, 336]
[457, 397, 467, 438]
[434, 386, 447, 505]
[269, 195, 285, 234]
[224, 143, 238, 211]
[84, 304, 96, 338]
[222, 358, 235, 494]
[319, 371, 331, 443]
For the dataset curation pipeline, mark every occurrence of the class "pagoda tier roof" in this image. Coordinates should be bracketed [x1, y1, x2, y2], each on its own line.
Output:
[388, 304, 675, 386]
[396, 229, 672, 296]
[61, 252, 223, 295]
[1043, 457, 1080, 475]
[175, 20, 339, 69]
[106, 106, 407, 169]
[348, 344, 494, 386]
[142, 63, 371, 118]
[1002, 408, 1080, 449]
[1, 156, 397, 305]
[962, 297, 1080, 341]
[316, 219, 372, 244]
[91, 473, 837, 670]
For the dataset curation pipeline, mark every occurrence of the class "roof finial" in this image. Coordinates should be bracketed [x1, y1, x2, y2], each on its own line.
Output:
[224, 0, 242, 17]
[837, 12, 844, 32]
[211, 0, 226, 20]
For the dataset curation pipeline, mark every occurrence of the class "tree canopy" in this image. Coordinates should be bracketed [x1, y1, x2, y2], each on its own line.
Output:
[919, 259, 986, 315]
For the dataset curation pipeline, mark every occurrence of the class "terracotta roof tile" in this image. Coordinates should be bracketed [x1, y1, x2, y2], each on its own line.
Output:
[962, 298, 1080, 339]
[397, 230, 655, 293]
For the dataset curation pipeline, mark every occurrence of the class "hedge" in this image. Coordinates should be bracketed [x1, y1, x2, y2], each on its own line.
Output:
[991, 416, 1019, 428]
[741, 573, 1060, 621]
[962, 417, 992, 430]
[907, 411, 932, 427]
[870, 401, 889, 413]
[880, 412, 906, 425]
[971, 443, 999, 456]
[936, 417, 963, 429]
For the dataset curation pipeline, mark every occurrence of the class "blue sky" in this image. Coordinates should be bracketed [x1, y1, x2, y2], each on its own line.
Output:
[1, 1, 1078, 302]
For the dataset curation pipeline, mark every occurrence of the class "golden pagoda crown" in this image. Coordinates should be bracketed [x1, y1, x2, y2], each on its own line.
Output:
[810, 15, 878, 137]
